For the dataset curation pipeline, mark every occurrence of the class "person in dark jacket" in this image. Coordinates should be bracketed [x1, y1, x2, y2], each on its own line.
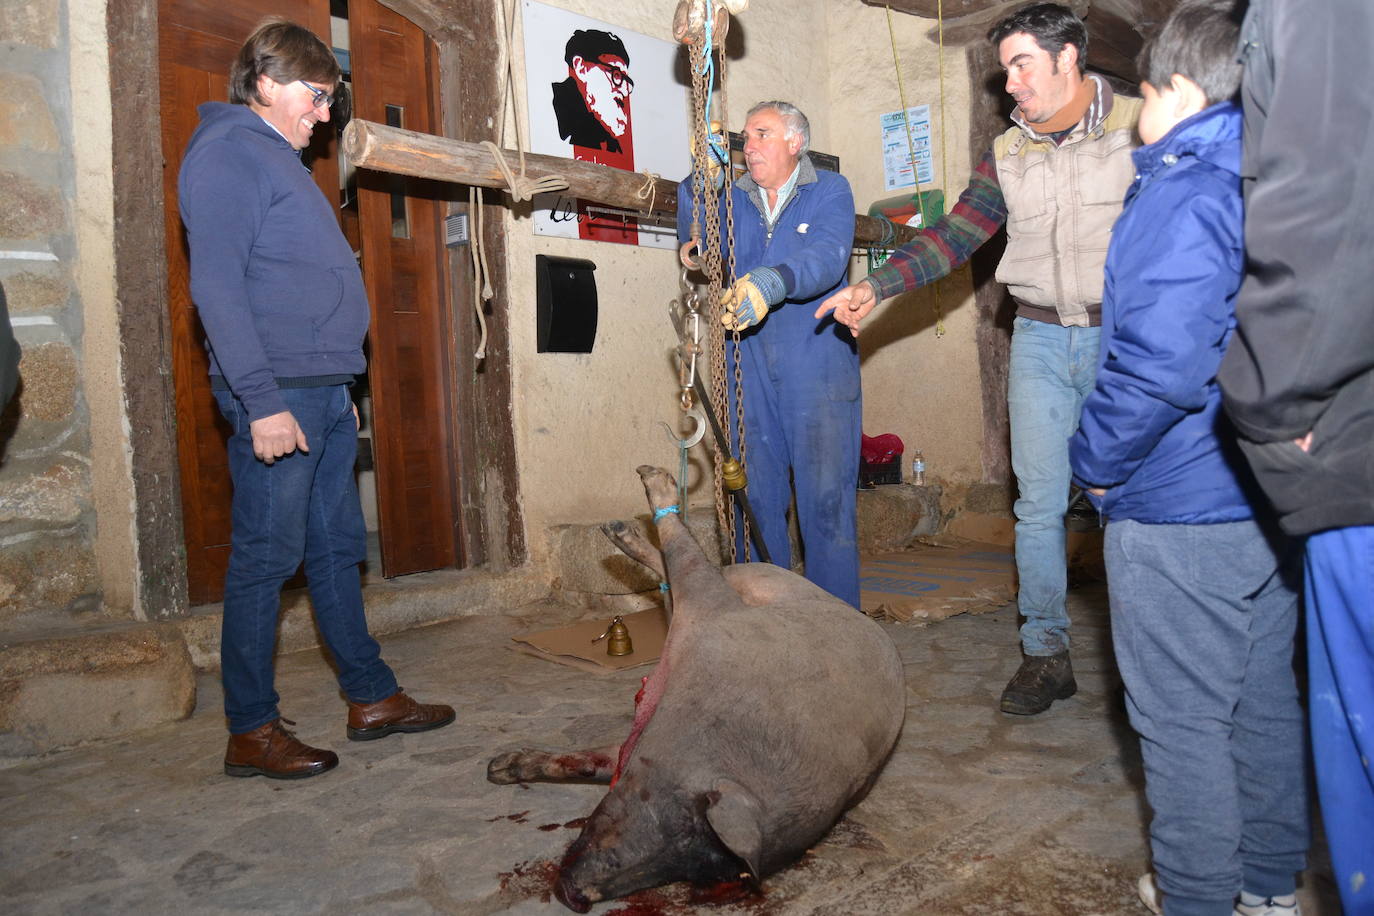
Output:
[178, 18, 453, 781]
[1218, 0, 1374, 910]
[677, 101, 861, 608]
[1069, 3, 1307, 914]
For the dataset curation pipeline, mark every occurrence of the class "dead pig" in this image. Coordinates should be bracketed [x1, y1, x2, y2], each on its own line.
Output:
[487, 465, 905, 912]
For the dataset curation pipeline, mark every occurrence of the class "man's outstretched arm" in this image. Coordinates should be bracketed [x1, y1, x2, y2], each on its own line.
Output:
[817, 148, 1007, 336]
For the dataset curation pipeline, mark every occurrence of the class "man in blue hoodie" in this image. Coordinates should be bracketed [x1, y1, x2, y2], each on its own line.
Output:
[179, 18, 453, 780]
[1068, 2, 1307, 913]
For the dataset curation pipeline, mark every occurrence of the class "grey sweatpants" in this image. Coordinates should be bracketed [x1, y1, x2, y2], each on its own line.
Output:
[1105, 518, 1309, 916]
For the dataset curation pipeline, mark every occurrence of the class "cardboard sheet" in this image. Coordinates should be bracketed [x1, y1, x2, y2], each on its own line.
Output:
[511, 606, 669, 674]
[860, 539, 1017, 623]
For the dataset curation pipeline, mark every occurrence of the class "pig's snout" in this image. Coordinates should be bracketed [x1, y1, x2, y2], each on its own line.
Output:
[554, 872, 594, 913]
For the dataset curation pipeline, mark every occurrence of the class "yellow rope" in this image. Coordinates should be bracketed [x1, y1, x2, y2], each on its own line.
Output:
[885, 5, 927, 232]
[938, 0, 949, 197]
[884, 4, 946, 337]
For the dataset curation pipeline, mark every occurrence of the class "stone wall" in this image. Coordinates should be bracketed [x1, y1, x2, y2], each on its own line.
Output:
[0, 0, 102, 628]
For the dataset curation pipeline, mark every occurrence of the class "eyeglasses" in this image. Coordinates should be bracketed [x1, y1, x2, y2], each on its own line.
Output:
[590, 60, 634, 94]
[298, 80, 335, 109]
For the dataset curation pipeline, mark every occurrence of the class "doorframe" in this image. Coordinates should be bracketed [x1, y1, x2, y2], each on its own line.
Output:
[107, 0, 524, 617]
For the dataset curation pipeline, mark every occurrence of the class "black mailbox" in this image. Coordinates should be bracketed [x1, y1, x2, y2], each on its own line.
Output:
[535, 254, 598, 353]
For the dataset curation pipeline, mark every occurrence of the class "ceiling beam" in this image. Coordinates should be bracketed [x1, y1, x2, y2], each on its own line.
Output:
[859, 0, 1088, 22]
[861, 0, 1162, 85]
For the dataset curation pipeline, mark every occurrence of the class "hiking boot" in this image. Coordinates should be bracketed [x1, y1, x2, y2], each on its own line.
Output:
[999, 650, 1076, 715]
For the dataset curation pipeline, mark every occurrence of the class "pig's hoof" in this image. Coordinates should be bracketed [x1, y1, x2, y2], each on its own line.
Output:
[487, 750, 535, 784]
[601, 519, 630, 540]
[635, 465, 679, 507]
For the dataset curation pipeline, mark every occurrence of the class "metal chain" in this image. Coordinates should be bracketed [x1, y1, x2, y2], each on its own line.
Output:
[687, 33, 730, 548]
[718, 41, 750, 562]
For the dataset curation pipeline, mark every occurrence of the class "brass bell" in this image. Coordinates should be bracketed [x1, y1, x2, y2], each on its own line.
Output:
[721, 458, 747, 492]
[605, 616, 634, 656]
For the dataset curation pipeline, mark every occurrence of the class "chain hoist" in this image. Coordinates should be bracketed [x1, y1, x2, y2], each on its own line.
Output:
[672, 0, 766, 564]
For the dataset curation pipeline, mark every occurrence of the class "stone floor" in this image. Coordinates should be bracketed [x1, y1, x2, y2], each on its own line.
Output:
[0, 584, 1339, 915]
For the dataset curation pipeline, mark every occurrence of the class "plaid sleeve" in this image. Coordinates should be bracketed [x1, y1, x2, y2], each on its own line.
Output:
[866, 148, 1007, 300]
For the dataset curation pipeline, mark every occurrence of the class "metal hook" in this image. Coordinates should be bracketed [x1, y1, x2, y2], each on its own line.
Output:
[661, 404, 707, 450]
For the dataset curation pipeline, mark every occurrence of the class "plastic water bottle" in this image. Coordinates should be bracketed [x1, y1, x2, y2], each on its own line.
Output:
[911, 450, 926, 486]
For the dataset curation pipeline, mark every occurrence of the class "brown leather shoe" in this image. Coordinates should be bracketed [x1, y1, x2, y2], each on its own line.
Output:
[224, 718, 339, 779]
[346, 690, 455, 741]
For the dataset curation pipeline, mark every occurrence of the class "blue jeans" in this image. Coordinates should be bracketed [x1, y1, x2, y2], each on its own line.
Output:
[1007, 318, 1100, 655]
[1107, 519, 1307, 916]
[214, 385, 397, 734]
[1305, 525, 1374, 916]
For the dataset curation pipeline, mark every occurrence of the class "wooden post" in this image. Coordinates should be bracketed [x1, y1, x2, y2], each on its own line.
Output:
[342, 119, 923, 248]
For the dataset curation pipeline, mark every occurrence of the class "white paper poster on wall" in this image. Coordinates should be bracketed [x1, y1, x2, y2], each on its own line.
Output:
[522, 0, 690, 249]
[881, 105, 934, 191]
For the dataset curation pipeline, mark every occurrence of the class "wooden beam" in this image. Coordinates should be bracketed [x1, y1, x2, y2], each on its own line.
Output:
[858, 0, 1046, 17]
[342, 119, 923, 249]
[860, 0, 1091, 43]
[1082, 6, 1146, 83]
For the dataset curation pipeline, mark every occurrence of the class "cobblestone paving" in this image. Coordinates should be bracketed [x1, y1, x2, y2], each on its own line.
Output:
[0, 585, 1338, 915]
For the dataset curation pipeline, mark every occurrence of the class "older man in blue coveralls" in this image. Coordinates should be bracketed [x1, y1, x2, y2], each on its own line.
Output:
[678, 100, 860, 608]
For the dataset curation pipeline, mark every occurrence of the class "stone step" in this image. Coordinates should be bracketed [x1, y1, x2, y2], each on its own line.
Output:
[0, 621, 195, 758]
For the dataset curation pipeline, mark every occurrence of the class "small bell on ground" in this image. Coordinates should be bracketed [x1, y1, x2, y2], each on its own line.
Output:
[606, 617, 634, 656]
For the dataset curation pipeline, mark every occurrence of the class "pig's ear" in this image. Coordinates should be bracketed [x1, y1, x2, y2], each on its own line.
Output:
[704, 779, 763, 879]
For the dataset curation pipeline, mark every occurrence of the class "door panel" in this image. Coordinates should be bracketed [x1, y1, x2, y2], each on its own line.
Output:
[159, 0, 339, 603]
[349, 0, 461, 577]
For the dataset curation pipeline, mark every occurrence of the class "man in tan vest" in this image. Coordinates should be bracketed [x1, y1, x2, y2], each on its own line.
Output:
[818, 2, 1140, 715]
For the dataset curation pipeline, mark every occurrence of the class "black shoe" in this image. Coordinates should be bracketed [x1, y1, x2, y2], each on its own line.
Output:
[999, 651, 1077, 715]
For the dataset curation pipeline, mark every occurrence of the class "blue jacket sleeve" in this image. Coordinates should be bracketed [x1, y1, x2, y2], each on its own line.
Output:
[1070, 175, 1243, 489]
[771, 175, 855, 302]
[179, 138, 286, 421]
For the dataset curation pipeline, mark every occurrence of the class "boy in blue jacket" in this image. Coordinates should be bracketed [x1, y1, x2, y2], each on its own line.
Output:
[1068, 2, 1308, 914]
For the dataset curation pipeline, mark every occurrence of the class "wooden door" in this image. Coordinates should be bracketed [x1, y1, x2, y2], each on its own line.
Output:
[158, 0, 338, 604]
[348, 0, 461, 577]
[159, 0, 462, 601]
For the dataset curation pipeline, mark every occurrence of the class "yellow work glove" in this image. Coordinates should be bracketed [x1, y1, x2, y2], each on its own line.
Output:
[720, 268, 784, 331]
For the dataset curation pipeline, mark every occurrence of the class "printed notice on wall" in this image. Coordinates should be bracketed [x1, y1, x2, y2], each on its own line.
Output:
[881, 105, 933, 191]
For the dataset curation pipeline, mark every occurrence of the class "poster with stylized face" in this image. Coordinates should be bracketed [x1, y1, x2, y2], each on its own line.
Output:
[523, 0, 690, 249]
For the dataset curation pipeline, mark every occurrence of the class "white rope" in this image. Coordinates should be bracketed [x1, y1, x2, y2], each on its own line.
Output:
[468, 185, 491, 360]
[481, 140, 570, 201]
[464, 0, 571, 360]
